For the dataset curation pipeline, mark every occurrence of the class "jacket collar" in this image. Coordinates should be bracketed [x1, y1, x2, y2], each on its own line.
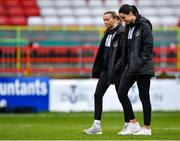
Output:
[106, 25, 119, 34]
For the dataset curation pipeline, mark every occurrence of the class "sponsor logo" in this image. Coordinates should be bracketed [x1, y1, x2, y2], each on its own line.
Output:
[0, 79, 48, 96]
[60, 84, 92, 104]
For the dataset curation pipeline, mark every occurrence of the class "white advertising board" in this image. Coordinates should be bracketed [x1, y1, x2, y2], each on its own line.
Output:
[49, 79, 180, 112]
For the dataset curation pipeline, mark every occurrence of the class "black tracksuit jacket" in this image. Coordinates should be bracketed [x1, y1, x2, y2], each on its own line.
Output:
[92, 25, 126, 84]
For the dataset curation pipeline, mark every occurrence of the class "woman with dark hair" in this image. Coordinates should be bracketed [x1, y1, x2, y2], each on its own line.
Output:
[117, 4, 154, 135]
[82, 11, 126, 134]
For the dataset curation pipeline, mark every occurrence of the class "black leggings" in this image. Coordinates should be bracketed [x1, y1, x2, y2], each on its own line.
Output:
[117, 67, 152, 126]
[94, 71, 119, 120]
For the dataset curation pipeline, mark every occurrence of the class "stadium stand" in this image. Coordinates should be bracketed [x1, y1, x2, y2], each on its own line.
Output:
[0, 0, 180, 77]
[0, 0, 40, 25]
[0, 0, 179, 26]
[34, 0, 178, 26]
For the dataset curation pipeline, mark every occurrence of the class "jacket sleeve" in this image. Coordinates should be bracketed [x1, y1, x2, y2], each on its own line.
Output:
[91, 38, 104, 78]
[140, 22, 153, 62]
[114, 33, 126, 72]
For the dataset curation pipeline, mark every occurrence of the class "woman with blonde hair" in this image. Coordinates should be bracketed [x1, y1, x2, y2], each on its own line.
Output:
[83, 11, 126, 134]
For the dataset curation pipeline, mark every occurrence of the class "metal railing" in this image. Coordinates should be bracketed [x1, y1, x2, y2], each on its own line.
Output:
[0, 45, 180, 77]
[0, 26, 180, 77]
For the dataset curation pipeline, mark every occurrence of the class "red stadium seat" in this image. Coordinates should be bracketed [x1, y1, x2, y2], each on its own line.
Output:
[7, 7, 24, 16]
[0, 0, 5, 6]
[0, 6, 7, 15]
[4, 0, 20, 7]
[0, 15, 10, 25]
[21, 0, 38, 7]
[25, 7, 40, 16]
[9, 16, 27, 25]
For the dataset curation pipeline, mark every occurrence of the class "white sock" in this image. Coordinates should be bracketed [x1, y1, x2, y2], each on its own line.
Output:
[124, 122, 129, 127]
[94, 120, 101, 128]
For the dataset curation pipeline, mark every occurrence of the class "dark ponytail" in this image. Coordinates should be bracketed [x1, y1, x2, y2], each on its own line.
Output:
[118, 4, 139, 16]
[131, 5, 139, 15]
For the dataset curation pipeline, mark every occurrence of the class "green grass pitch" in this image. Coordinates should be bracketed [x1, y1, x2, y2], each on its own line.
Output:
[0, 112, 180, 140]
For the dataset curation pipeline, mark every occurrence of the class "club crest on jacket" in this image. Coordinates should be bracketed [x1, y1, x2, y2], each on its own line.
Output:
[135, 29, 140, 37]
[113, 40, 118, 47]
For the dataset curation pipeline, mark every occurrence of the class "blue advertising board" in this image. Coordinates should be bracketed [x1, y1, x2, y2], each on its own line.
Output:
[0, 77, 49, 112]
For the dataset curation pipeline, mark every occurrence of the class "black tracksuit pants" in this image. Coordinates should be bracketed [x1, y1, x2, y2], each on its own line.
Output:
[94, 70, 119, 120]
[117, 67, 152, 126]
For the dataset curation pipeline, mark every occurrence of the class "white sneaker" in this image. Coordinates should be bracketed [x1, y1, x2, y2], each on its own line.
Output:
[82, 124, 102, 135]
[133, 127, 151, 135]
[119, 122, 141, 135]
[117, 123, 129, 135]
